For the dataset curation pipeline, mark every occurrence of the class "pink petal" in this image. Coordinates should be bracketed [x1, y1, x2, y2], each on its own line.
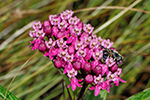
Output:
[85, 49, 93, 60]
[78, 79, 83, 82]
[117, 68, 122, 75]
[80, 59, 86, 69]
[107, 42, 113, 49]
[44, 52, 49, 57]
[72, 36, 78, 46]
[95, 85, 100, 96]
[67, 36, 74, 44]
[89, 86, 95, 90]
[101, 82, 107, 90]
[102, 65, 108, 76]
[67, 83, 71, 88]
[114, 79, 119, 86]
[34, 42, 40, 50]
[72, 83, 76, 91]
[51, 49, 58, 56]
[52, 27, 58, 37]
[91, 60, 99, 69]
[74, 78, 82, 87]
[49, 55, 54, 60]
[118, 77, 126, 83]
[106, 86, 110, 93]
[63, 68, 67, 74]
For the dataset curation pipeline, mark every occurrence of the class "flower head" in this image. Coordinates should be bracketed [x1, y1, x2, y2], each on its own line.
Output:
[101, 39, 113, 49]
[60, 10, 74, 20]
[67, 68, 77, 78]
[29, 30, 37, 38]
[58, 20, 68, 30]
[83, 24, 94, 35]
[32, 21, 42, 30]
[45, 38, 56, 49]
[29, 10, 126, 96]
[68, 77, 82, 91]
[68, 16, 80, 25]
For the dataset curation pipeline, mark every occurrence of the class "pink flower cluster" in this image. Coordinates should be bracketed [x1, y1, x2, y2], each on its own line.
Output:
[29, 10, 126, 96]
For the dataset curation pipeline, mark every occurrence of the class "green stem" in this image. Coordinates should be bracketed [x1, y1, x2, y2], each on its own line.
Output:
[77, 82, 88, 100]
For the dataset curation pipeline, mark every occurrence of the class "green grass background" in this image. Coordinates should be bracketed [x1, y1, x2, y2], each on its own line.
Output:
[0, 0, 150, 100]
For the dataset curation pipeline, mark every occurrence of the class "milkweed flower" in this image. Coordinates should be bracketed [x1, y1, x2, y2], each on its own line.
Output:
[29, 10, 126, 96]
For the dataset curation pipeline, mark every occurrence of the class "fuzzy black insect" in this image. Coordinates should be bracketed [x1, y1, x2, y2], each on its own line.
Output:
[100, 48, 123, 64]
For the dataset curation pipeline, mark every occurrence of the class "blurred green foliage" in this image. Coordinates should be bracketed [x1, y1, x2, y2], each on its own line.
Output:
[126, 88, 150, 100]
[0, 85, 18, 100]
[0, 0, 150, 100]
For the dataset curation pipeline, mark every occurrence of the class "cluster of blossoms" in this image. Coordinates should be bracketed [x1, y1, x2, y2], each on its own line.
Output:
[29, 10, 126, 96]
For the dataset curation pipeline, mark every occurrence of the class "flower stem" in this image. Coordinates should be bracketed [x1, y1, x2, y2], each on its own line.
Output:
[77, 82, 88, 100]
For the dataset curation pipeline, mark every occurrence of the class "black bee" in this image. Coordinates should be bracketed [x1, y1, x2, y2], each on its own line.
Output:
[100, 48, 123, 64]
[111, 50, 123, 64]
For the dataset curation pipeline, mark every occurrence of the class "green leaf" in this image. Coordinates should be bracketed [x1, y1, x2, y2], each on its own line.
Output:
[126, 88, 150, 100]
[0, 85, 19, 100]
[84, 89, 107, 100]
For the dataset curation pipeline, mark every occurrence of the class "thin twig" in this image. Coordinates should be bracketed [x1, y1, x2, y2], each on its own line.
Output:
[74, 6, 150, 14]
[9, 5, 150, 16]
[92, 0, 142, 34]
[15, 5, 150, 15]
[62, 79, 66, 100]
[66, 85, 73, 100]
[4, 51, 39, 100]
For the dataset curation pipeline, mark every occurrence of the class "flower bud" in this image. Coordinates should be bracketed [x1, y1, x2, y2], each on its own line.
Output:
[56, 32, 64, 39]
[85, 74, 93, 84]
[43, 20, 51, 35]
[68, 45, 75, 54]
[52, 27, 58, 37]
[101, 81, 108, 89]
[84, 62, 91, 72]
[54, 59, 62, 69]
[73, 61, 81, 70]
[43, 20, 51, 27]
[93, 65, 102, 75]
[44, 26, 51, 34]
[110, 64, 118, 72]
[77, 21, 83, 29]
[39, 43, 47, 52]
